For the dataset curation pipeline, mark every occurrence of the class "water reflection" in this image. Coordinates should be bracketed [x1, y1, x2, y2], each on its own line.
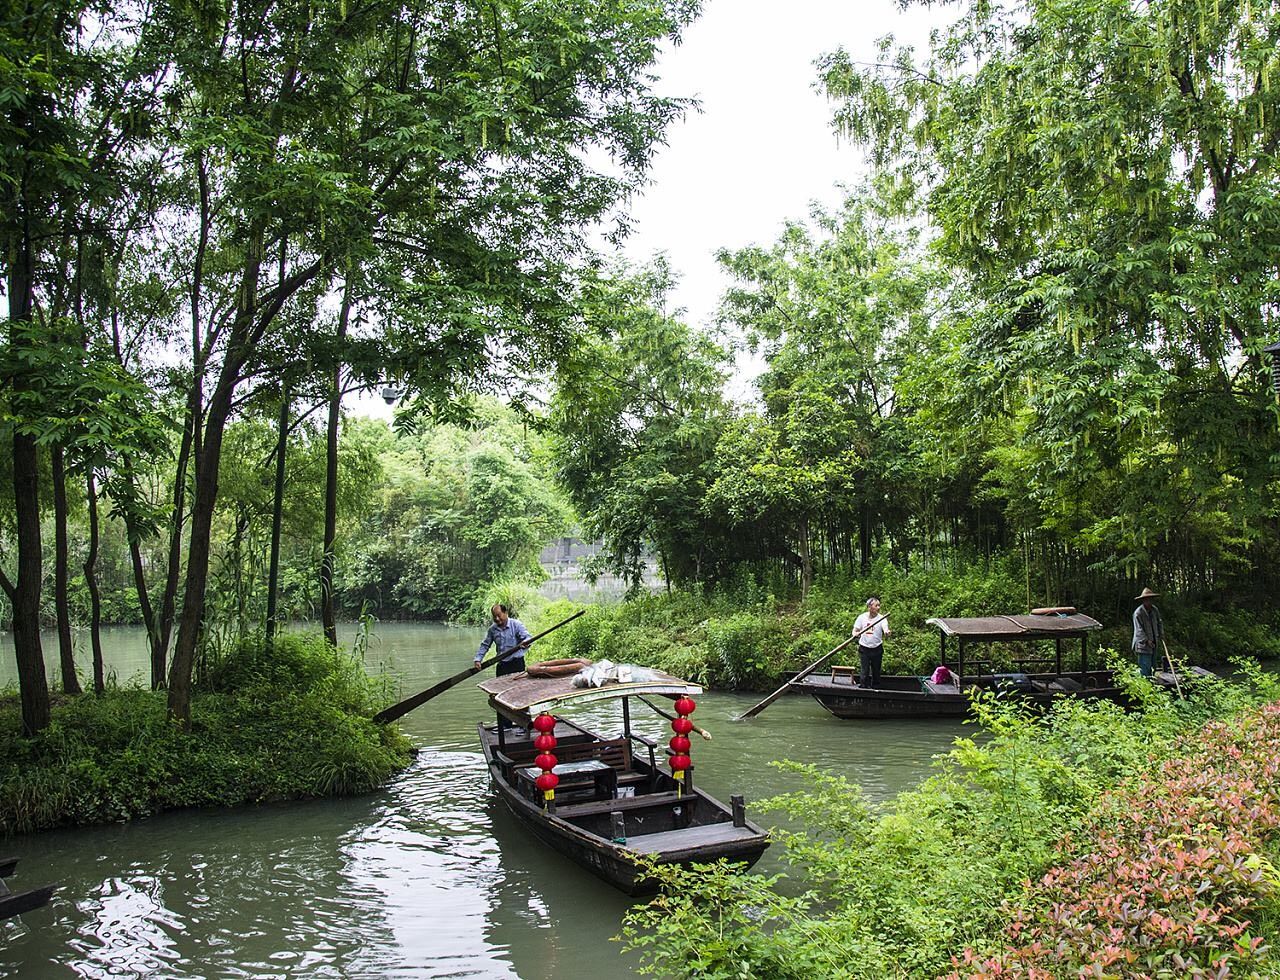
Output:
[1, 624, 966, 979]
[482, 800, 633, 980]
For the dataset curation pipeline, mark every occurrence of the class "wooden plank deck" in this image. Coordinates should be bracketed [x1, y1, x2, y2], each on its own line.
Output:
[626, 823, 760, 854]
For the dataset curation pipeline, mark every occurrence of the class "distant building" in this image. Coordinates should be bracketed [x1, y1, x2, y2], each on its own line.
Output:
[538, 537, 661, 600]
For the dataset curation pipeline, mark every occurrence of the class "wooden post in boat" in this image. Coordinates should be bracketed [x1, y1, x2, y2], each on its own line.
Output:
[611, 811, 626, 843]
[1080, 634, 1088, 686]
[622, 697, 631, 739]
[938, 631, 947, 671]
[731, 795, 746, 828]
[1162, 640, 1185, 699]
[1055, 637, 1062, 675]
[958, 637, 966, 678]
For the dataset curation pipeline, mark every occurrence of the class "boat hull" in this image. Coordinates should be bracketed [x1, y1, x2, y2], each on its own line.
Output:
[480, 723, 768, 896]
[793, 671, 1126, 720]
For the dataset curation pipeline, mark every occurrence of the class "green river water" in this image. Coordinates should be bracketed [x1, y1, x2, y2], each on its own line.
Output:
[0, 624, 967, 979]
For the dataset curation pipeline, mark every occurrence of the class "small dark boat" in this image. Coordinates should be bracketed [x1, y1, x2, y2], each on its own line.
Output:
[477, 670, 769, 896]
[794, 611, 1123, 720]
[0, 857, 55, 922]
[793, 668, 1124, 719]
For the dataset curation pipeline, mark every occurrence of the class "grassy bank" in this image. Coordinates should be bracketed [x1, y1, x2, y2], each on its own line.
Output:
[516, 562, 1280, 690]
[619, 665, 1280, 979]
[0, 632, 413, 836]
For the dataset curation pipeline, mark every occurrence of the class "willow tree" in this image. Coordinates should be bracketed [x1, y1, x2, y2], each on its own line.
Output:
[822, 0, 1280, 603]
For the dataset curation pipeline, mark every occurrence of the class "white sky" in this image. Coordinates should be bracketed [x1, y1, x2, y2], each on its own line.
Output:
[620, 0, 937, 331]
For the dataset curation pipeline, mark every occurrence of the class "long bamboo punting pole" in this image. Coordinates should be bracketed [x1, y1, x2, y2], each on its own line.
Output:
[735, 614, 887, 721]
[372, 610, 585, 724]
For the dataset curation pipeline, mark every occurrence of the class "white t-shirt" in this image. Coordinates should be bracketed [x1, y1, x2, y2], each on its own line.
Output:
[853, 612, 888, 648]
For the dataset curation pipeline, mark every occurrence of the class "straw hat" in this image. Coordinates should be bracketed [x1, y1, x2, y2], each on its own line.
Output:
[1133, 587, 1160, 601]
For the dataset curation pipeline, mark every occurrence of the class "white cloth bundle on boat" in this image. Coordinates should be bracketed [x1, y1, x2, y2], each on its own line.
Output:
[572, 659, 662, 688]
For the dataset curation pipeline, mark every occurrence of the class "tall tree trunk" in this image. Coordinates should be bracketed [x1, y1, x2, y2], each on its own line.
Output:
[84, 472, 105, 693]
[859, 500, 873, 577]
[5, 207, 51, 735]
[51, 445, 82, 694]
[152, 411, 196, 688]
[320, 281, 352, 647]
[798, 515, 813, 599]
[168, 392, 233, 723]
[232, 509, 249, 638]
[265, 385, 289, 644]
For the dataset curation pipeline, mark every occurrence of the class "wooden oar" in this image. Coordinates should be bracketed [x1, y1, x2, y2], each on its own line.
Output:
[735, 614, 888, 721]
[1161, 639, 1184, 700]
[637, 695, 712, 740]
[372, 609, 586, 724]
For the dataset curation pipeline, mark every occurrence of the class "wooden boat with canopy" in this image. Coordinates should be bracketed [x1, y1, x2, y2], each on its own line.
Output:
[477, 668, 769, 896]
[792, 611, 1119, 719]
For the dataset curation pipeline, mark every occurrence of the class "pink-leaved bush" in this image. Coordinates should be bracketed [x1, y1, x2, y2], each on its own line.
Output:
[948, 701, 1280, 979]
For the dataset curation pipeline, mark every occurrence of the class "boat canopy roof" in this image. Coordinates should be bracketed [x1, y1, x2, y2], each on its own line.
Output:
[478, 670, 702, 716]
[926, 613, 1102, 641]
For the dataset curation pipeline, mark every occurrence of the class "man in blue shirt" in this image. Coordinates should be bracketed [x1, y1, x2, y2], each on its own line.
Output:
[475, 603, 533, 676]
[476, 604, 532, 733]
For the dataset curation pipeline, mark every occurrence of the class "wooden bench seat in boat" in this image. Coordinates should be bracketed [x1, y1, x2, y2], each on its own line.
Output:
[626, 823, 762, 854]
[830, 665, 858, 684]
[555, 791, 687, 819]
[922, 679, 961, 696]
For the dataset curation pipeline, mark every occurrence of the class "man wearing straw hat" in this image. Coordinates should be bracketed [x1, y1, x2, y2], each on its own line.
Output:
[1131, 587, 1164, 677]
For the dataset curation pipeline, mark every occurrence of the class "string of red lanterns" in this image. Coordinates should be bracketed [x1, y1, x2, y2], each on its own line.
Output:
[669, 696, 696, 795]
[532, 712, 559, 807]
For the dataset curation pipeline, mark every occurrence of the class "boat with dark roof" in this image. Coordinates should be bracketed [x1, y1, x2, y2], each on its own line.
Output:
[476, 669, 769, 895]
[791, 611, 1126, 719]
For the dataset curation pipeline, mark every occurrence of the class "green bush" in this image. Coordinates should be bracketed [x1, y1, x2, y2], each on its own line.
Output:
[621, 662, 1280, 979]
[0, 631, 412, 836]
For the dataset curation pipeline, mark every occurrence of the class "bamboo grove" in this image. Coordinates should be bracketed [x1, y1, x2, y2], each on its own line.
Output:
[552, 0, 1280, 631]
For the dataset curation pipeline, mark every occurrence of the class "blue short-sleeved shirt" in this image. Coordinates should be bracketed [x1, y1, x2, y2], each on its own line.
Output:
[475, 618, 533, 663]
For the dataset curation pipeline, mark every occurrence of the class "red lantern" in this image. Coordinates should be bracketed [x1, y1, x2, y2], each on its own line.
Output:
[669, 754, 692, 772]
[674, 697, 697, 716]
[672, 716, 694, 735]
[532, 714, 560, 805]
[669, 735, 691, 754]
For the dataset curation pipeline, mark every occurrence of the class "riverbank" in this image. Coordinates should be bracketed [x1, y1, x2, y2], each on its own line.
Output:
[0, 633, 413, 836]
[619, 665, 1280, 978]
[520, 565, 1280, 690]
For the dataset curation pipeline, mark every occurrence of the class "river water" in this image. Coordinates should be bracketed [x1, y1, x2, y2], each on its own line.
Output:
[1, 624, 967, 979]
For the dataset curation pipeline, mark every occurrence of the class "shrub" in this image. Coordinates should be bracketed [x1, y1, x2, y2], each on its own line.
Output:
[0, 631, 412, 836]
[620, 666, 1280, 979]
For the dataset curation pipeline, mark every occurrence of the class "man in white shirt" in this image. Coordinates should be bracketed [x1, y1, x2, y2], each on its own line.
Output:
[853, 596, 890, 688]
